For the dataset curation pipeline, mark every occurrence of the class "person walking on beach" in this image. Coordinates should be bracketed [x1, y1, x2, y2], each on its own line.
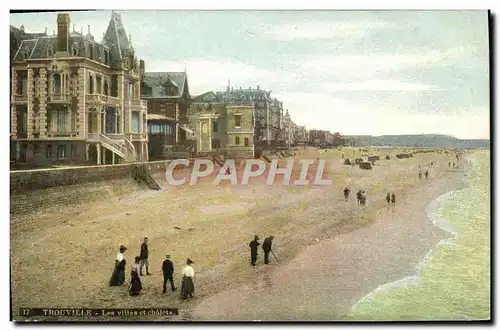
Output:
[391, 193, 396, 206]
[249, 235, 260, 266]
[162, 254, 176, 293]
[109, 245, 127, 286]
[386, 193, 391, 206]
[418, 171, 422, 180]
[448, 161, 451, 168]
[181, 258, 195, 300]
[129, 256, 143, 296]
[360, 191, 367, 206]
[139, 237, 151, 276]
[356, 190, 362, 206]
[262, 236, 275, 265]
[343, 186, 350, 201]
[424, 170, 429, 179]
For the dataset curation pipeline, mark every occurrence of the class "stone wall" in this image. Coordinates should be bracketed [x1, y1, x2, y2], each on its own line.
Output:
[10, 160, 187, 217]
[10, 160, 174, 194]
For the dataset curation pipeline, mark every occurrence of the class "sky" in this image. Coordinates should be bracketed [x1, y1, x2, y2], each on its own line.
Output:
[10, 10, 490, 139]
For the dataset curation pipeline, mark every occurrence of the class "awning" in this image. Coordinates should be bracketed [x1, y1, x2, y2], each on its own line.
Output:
[147, 114, 176, 121]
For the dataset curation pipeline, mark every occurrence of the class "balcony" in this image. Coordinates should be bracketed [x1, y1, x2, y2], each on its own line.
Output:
[86, 94, 121, 107]
[131, 99, 148, 110]
[12, 94, 28, 104]
[107, 96, 121, 107]
[87, 133, 99, 141]
[87, 94, 106, 104]
[129, 133, 148, 141]
[48, 94, 72, 104]
[46, 131, 78, 138]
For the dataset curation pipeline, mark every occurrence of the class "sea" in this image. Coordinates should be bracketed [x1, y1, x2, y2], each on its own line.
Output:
[346, 150, 491, 321]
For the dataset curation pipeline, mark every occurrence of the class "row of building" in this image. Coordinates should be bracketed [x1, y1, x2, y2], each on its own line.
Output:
[10, 12, 340, 168]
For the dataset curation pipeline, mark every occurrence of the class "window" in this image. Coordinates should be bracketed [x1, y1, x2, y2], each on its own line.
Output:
[131, 112, 140, 133]
[21, 77, 28, 95]
[129, 83, 133, 100]
[234, 114, 241, 127]
[211, 139, 221, 149]
[104, 81, 109, 95]
[212, 120, 219, 133]
[34, 143, 40, 155]
[46, 144, 52, 159]
[57, 145, 66, 159]
[104, 51, 109, 65]
[53, 74, 61, 94]
[71, 111, 76, 132]
[96, 76, 102, 94]
[244, 137, 249, 147]
[110, 75, 118, 97]
[71, 144, 77, 158]
[50, 110, 68, 132]
[17, 110, 27, 133]
[89, 75, 94, 94]
[235, 136, 240, 145]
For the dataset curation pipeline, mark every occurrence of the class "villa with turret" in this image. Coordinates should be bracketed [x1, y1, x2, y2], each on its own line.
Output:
[10, 12, 148, 167]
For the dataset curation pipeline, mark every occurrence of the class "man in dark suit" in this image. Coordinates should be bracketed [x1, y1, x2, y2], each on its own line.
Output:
[162, 254, 176, 294]
[249, 235, 260, 266]
[139, 237, 151, 276]
[262, 236, 274, 265]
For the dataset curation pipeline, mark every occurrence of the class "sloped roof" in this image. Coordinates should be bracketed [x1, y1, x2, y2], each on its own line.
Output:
[142, 72, 189, 98]
[103, 12, 133, 66]
[13, 34, 90, 61]
[192, 91, 219, 102]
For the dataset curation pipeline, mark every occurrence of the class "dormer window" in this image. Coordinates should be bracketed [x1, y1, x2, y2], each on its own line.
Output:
[72, 43, 79, 56]
[104, 50, 109, 65]
[23, 48, 30, 59]
[47, 46, 54, 57]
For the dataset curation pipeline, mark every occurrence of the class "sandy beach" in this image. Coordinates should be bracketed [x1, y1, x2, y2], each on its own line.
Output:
[10, 147, 466, 321]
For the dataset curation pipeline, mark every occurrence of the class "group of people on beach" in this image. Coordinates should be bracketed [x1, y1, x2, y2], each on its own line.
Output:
[342, 186, 368, 206]
[109, 237, 196, 300]
[249, 235, 276, 266]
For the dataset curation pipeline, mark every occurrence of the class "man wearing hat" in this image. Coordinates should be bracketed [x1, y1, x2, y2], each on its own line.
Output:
[249, 235, 260, 266]
[180, 258, 195, 300]
[109, 245, 127, 286]
[162, 254, 176, 294]
[139, 237, 151, 276]
[262, 236, 274, 265]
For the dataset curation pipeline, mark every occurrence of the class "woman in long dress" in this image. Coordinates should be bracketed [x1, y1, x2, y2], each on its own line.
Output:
[180, 258, 195, 300]
[129, 256, 142, 296]
[109, 245, 127, 286]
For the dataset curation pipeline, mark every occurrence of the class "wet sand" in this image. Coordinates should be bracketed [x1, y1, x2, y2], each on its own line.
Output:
[10, 147, 464, 321]
[192, 172, 464, 320]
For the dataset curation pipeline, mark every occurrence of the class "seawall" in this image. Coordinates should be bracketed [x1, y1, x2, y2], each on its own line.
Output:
[10, 161, 174, 217]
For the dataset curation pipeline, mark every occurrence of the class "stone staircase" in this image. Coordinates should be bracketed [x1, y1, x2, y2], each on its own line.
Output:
[88, 133, 136, 162]
[133, 164, 161, 190]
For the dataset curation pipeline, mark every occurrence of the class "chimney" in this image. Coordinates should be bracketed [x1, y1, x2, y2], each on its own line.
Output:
[139, 59, 145, 78]
[20, 25, 25, 32]
[73, 24, 75, 32]
[87, 25, 91, 35]
[257, 85, 260, 90]
[56, 13, 70, 52]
